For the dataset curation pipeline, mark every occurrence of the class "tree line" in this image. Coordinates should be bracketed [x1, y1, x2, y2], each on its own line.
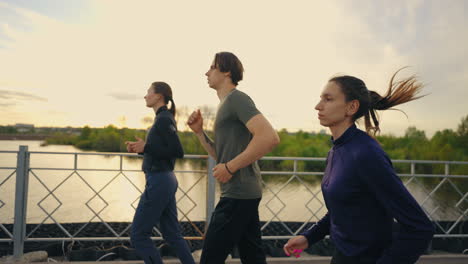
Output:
[40, 115, 467, 164]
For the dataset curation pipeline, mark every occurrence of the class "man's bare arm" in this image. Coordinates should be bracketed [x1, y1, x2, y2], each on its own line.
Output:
[226, 114, 280, 172]
[195, 131, 217, 159]
[187, 109, 217, 159]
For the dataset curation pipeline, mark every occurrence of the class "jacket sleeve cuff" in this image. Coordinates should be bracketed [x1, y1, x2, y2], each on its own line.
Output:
[299, 225, 322, 246]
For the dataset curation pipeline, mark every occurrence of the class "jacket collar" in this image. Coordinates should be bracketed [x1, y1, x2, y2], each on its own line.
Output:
[331, 124, 358, 147]
[156, 105, 168, 115]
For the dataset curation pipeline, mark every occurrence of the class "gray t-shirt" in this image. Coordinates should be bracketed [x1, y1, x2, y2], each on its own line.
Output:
[214, 89, 262, 199]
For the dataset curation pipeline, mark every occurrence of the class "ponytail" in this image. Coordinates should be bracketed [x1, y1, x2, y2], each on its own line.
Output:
[168, 97, 176, 117]
[330, 67, 425, 136]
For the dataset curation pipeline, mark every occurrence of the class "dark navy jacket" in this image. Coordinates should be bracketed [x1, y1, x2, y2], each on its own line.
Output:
[301, 124, 434, 264]
[141, 106, 183, 172]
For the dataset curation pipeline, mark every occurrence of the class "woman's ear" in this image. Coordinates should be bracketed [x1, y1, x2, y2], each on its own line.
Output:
[347, 100, 360, 116]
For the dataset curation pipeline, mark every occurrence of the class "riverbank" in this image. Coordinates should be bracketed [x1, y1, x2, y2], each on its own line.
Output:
[0, 134, 49, 140]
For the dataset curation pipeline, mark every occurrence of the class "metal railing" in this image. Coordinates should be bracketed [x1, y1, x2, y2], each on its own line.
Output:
[1, 146, 467, 258]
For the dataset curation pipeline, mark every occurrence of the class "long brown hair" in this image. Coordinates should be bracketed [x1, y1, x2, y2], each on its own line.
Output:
[151, 81, 176, 117]
[329, 68, 425, 135]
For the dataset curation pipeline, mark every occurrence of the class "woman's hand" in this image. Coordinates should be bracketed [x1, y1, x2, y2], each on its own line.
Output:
[125, 136, 145, 153]
[125, 141, 134, 152]
[283, 235, 309, 257]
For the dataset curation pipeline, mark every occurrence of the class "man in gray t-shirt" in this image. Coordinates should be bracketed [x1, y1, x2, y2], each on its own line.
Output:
[188, 52, 279, 264]
[214, 89, 263, 199]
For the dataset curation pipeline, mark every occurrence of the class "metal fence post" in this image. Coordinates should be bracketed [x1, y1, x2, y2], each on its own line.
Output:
[13, 145, 30, 258]
[205, 156, 216, 231]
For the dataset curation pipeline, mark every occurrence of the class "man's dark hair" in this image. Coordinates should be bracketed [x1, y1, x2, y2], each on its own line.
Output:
[214, 52, 244, 85]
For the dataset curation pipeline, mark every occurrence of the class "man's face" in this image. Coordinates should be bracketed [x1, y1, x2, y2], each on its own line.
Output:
[205, 62, 228, 89]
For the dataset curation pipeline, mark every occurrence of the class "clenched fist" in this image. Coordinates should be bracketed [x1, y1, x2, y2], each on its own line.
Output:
[187, 109, 203, 134]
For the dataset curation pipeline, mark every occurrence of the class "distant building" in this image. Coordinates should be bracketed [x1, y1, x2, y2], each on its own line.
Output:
[15, 123, 34, 133]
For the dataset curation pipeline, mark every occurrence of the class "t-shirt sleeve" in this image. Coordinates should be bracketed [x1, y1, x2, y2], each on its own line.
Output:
[230, 91, 261, 124]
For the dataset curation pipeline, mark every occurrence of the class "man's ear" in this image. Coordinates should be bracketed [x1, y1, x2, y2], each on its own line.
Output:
[347, 100, 360, 116]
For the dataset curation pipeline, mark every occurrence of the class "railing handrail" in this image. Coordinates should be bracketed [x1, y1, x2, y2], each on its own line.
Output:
[2, 149, 467, 164]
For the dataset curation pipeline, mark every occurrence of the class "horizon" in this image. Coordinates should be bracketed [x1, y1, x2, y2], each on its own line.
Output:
[2, 117, 465, 139]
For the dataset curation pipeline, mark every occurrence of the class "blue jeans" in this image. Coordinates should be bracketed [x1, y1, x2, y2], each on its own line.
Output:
[130, 171, 195, 264]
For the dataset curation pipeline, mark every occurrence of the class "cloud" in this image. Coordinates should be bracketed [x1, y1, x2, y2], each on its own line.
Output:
[0, 89, 47, 101]
[108, 93, 141, 101]
[332, 0, 468, 136]
[0, 102, 15, 107]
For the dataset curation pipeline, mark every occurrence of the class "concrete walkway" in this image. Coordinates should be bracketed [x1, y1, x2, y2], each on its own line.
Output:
[25, 254, 468, 264]
[3, 251, 468, 263]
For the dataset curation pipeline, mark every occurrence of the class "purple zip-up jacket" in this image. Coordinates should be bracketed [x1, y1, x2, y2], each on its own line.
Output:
[301, 124, 434, 264]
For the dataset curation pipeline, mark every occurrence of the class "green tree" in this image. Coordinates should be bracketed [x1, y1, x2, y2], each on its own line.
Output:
[80, 126, 92, 140]
[91, 125, 121, 152]
[456, 115, 468, 155]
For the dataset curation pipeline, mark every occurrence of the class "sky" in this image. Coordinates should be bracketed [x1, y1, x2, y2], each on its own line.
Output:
[0, 0, 467, 137]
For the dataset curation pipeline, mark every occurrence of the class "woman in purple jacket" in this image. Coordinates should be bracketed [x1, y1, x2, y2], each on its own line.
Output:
[283, 69, 434, 264]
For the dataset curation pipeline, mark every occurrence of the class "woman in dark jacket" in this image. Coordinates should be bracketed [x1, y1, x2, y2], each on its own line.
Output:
[126, 82, 195, 264]
[283, 70, 434, 264]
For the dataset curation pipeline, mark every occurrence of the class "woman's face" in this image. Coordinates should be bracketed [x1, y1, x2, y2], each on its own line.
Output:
[144, 86, 161, 108]
[315, 81, 354, 128]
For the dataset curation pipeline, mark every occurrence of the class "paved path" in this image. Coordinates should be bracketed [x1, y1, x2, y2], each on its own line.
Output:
[26, 254, 468, 264]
